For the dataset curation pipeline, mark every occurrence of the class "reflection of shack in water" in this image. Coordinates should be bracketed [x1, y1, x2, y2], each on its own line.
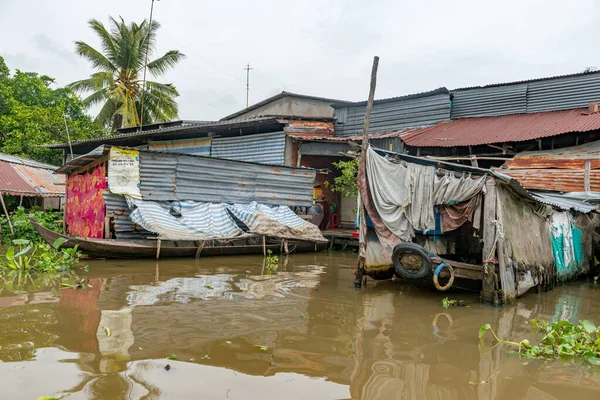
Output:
[348, 284, 600, 400]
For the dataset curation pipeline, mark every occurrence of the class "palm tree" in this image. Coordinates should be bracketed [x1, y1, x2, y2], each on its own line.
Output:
[70, 17, 185, 130]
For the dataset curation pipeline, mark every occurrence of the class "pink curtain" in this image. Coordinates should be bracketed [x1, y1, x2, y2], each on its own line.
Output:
[66, 164, 107, 238]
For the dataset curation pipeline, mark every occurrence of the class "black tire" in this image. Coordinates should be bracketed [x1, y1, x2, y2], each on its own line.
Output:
[392, 242, 432, 280]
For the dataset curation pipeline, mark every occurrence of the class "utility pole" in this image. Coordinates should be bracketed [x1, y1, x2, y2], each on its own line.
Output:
[139, 0, 158, 131]
[244, 63, 253, 108]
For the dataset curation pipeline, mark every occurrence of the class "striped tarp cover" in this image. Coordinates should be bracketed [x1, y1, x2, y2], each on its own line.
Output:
[127, 198, 245, 240]
[124, 197, 325, 242]
[226, 202, 326, 242]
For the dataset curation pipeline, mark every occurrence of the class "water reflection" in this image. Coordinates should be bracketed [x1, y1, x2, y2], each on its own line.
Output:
[0, 254, 600, 399]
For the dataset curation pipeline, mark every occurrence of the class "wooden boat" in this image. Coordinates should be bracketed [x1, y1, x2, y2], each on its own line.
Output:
[31, 218, 327, 259]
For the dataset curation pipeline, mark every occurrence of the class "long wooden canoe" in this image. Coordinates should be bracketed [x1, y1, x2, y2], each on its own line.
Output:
[30, 217, 327, 259]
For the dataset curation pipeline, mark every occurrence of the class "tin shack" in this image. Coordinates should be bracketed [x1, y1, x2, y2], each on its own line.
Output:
[44, 145, 326, 259]
[357, 146, 599, 303]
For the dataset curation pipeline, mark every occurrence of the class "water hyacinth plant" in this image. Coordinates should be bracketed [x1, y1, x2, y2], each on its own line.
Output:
[0, 238, 85, 273]
[480, 319, 600, 365]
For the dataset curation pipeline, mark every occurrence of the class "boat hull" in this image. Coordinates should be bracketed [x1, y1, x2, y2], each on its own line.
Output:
[30, 218, 326, 259]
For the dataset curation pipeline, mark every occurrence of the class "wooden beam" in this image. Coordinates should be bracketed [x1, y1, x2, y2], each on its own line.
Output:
[0, 193, 14, 237]
[481, 177, 498, 304]
[72, 155, 108, 175]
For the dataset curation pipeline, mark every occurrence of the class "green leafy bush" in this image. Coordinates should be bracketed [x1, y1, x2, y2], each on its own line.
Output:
[0, 206, 63, 244]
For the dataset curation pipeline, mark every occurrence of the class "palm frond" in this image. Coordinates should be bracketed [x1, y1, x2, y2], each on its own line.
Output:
[81, 88, 109, 108]
[95, 98, 120, 128]
[74, 41, 117, 72]
[88, 19, 117, 64]
[147, 50, 186, 76]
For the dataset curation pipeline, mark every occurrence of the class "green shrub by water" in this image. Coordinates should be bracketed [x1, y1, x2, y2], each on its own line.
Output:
[0, 206, 63, 244]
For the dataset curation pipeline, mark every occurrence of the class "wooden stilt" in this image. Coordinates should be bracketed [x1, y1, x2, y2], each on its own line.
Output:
[262, 235, 266, 257]
[155, 261, 160, 282]
[156, 239, 162, 260]
[0, 193, 14, 237]
[284, 239, 289, 255]
[195, 241, 205, 259]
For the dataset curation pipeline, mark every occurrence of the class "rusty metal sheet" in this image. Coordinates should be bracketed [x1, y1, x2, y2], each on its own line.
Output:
[402, 108, 600, 147]
[0, 161, 64, 197]
[501, 169, 600, 192]
[504, 140, 600, 170]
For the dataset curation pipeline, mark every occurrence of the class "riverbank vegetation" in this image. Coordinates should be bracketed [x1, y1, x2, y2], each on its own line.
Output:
[0, 207, 62, 244]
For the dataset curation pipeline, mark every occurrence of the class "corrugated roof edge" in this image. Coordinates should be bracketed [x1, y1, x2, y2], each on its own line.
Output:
[221, 91, 353, 120]
[56, 144, 317, 175]
[0, 152, 58, 170]
[452, 69, 600, 91]
[331, 87, 449, 108]
[43, 116, 282, 149]
[44, 116, 335, 149]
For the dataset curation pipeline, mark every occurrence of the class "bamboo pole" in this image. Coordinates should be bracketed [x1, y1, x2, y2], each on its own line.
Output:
[354, 56, 379, 288]
[0, 193, 14, 237]
[262, 235, 266, 257]
[156, 239, 162, 260]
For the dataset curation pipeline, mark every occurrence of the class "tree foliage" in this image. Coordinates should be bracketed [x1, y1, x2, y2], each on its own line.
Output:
[0, 57, 104, 164]
[70, 17, 185, 130]
[325, 159, 360, 198]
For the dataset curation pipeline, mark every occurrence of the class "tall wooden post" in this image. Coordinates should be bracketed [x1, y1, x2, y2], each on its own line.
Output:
[481, 177, 498, 303]
[355, 56, 379, 288]
[0, 193, 14, 237]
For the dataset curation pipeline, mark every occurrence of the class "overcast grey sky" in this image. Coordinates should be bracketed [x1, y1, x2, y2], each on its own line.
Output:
[1, 0, 598, 121]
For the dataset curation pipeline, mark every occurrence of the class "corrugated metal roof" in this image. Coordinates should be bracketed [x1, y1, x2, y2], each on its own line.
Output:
[402, 108, 600, 147]
[0, 152, 58, 170]
[504, 140, 600, 170]
[287, 129, 410, 142]
[44, 116, 284, 149]
[331, 87, 449, 108]
[0, 159, 64, 197]
[500, 140, 600, 193]
[530, 191, 598, 213]
[501, 169, 600, 193]
[452, 69, 600, 91]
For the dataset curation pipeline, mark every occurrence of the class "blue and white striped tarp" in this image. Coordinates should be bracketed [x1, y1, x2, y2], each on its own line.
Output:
[211, 132, 286, 165]
[127, 198, 244, 240]
[148, 138, 212, 156]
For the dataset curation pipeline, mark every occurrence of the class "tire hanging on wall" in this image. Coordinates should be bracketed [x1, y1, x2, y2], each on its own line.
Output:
[392, 242, 432, 280]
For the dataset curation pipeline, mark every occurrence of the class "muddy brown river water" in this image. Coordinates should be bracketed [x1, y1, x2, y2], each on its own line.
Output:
[1, 252, 600, 399]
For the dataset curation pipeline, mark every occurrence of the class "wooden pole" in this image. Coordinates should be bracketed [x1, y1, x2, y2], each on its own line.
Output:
[262, 235, 266, 257]
[355, 56, 379, 288]
[156, 239, 162, 260]
[0, 193, 14, 237]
